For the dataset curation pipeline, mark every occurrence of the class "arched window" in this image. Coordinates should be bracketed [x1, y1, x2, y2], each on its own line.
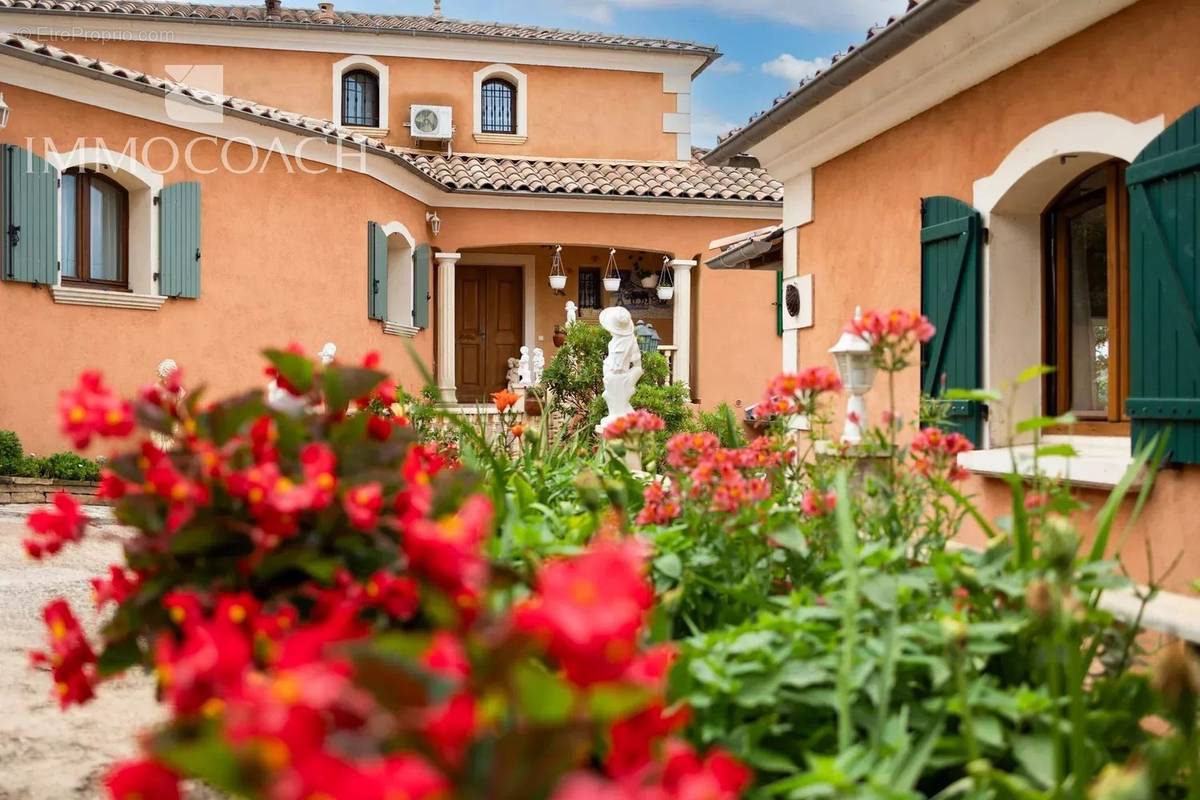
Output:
[480, 78, 517, 135]
[61, 168, 128, 288]
[341, 69, 379, 128]
[1043, 160, 1129, 425]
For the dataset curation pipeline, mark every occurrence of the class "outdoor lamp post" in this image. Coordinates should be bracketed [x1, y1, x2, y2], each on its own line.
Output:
[635, 320, 661, 356]
[828, 306, 876, 445]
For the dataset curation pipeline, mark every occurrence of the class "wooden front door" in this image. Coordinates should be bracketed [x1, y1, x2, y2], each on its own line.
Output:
[455, 266, 523, 403]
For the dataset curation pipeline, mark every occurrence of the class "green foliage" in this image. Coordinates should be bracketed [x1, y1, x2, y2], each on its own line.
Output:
[697, 403, 747, 448]
[0, 430, 102, 481]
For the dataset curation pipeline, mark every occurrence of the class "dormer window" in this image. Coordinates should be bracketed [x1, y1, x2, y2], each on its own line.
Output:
[480, 78, 516, 135]
[341, 69, 379, 128]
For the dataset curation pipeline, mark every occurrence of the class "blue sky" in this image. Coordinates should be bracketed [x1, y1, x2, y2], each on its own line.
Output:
[336, 0, 911, 146]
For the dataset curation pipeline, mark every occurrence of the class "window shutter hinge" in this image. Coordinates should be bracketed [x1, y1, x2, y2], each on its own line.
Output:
[153, 271, 161, 281]
[195, 248, 201, 261]
[980, 403, 990, 420]
[6, 224, 19, 247]
[153, 194, 160, 206]
[982, 227, 990, 244]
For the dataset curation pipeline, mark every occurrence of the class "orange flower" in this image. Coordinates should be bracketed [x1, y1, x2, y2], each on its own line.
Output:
[510, 423, 526, 438]
[491, 389, 520, 412]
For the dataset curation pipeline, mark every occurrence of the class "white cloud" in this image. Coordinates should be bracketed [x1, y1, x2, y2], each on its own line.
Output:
[690, 104, 740, 147]
[708, 59, 744, 75]
[573, 0, 907, 31]
[761, 53, 831, 83]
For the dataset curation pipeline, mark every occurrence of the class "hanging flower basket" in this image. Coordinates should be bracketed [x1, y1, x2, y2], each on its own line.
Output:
[549, 245, 567, 291]
[655, 256, 674, 302]
[657, 285, 674, 302]
[602, 248, 620, 293]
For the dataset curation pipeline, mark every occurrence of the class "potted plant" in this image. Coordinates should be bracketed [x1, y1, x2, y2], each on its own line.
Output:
[636, 264, 658, 289]
[524, 384, 544, 416]
[552, 325, 567, 347]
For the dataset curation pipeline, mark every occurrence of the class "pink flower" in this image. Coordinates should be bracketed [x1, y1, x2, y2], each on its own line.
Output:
[603, 410, 666, 441]
[801, 488, 837, 517]
[343, 482, 383, 531]
[23, 492, 88, 559]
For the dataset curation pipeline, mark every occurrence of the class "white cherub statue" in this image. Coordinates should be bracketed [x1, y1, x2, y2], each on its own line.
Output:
[318, 342, 337, 365]
[531, 347, 545, 385]
[598, 306, 643, 429]
[516, 346, 532, 388]
[565, 300, 578, 326]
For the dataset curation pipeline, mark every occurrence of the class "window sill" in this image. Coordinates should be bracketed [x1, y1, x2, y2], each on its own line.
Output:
[957, 435, 1141, 490]
[342, 126, 389, 140]
[382, 321, 420, 337]
[51, 285, 166, 311]
[473, 132, 527, 146]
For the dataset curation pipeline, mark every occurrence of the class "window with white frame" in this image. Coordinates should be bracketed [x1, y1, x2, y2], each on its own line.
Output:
[473, 64, 527, 142]
[332, 55, 390, 132]
[382, 222, 416, 334]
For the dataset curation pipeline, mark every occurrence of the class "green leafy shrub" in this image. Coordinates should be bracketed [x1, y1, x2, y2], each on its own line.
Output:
[38, 452, 102, 481]
[543, 322, 692, 437]
[697, 403, 747, 448]
[0, 429, 21, 463]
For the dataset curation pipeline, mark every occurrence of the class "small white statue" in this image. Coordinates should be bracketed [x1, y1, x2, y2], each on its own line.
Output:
[318, 342, 337, 365]
[598, 307, 643, 429]
[565, 300, 578, 326]
[505, 357, 521, 392]
[150, 359, 184, 450]
[531, 347, 545, 386]
[516, 346, 532, 388]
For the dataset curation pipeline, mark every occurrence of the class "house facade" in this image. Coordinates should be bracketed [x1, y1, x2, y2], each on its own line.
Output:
[706, 0, 1200, 593]
[0, 0, 782, 453]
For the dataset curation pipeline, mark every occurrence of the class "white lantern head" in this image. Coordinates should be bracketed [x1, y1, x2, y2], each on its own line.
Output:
[0, 94, 10, 130]
[828, 306, 877, 394]
[425, 211, 441, 237]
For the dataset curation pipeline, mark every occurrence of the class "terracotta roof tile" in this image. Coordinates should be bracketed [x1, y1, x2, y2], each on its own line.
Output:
[0, 0, 717, 56]
[0, 30, 778, 204]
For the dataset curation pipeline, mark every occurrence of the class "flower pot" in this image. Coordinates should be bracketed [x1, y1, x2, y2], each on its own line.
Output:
[603, 277, 621, 293]
[524, 394, 543, 416]
[552, 332, 566, 347]
[639, 275, 658, 289]
[548, 274, 567, 291]
[656, 285, 674, 302]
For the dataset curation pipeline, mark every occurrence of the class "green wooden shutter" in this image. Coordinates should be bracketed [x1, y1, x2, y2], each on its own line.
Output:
[1125, 105, 1200, 463]
[3, 144, 58, 285]
[920, 196, 984, 445]
[158, 181, 201, 299]
[775, 270, 784, 337]
[367, 221, 387, 321]
[412, 243, 431, 329]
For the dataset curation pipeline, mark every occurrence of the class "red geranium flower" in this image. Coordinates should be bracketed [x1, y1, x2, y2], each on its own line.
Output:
[104, 758, 181, 800]
[343, 482, 384, 531]
[58, 370, 134, 450]
[23, 492, 88, 559]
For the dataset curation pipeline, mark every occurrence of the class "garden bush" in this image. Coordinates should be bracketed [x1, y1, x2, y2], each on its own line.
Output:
[19, 313, 1200, 800]
[0, 429, 102, 481]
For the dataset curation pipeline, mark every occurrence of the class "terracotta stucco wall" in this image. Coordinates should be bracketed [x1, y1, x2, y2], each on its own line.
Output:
[38, 38, 679, 161]
[788, 0, 1200, 591]
[0, 84, 433, 455]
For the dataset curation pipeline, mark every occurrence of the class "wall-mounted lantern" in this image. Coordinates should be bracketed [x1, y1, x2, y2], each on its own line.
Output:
[425, 210, 441, 237]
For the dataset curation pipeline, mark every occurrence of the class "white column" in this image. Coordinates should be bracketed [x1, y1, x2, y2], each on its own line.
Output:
[435, 252, 462, 403]
[669, 258, 696, 391]
[781, 227, 799, 372]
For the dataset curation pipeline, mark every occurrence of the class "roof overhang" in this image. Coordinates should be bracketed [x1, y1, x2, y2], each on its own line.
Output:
[705, 0, 1139, 180]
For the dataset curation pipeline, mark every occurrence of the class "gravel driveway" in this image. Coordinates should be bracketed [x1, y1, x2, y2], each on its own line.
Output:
[0, 505, 162, 800]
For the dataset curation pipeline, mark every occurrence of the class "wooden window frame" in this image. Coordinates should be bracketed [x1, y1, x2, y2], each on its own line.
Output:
[62, 168, 129, 290]
[341, 69, 380, 128]
[480, 78, 517, 135]
[1042, 160, 1129, 435]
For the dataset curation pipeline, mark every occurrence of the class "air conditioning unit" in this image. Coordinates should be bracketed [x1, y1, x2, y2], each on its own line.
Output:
[409, 104, 453, 140]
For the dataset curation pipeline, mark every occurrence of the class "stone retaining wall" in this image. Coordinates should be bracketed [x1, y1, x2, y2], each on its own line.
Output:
[0, 476, 106, 505]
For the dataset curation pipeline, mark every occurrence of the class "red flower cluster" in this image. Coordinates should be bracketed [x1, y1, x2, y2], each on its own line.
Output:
[515, 536, 654, 685]
[759, 368, 843, 418]
[603, 411, 666, 441]
[31, 599, 97, 708]
[910, 427, 973, 481]
[801, 488, 837, 517]
[848, 308, 936, 345]
[58, 370, 135, 449]
[555, 741, 750, 800]
[23, 492, 88, 559]
[654, 433, 787, 517]
[91, 565, 142, 609]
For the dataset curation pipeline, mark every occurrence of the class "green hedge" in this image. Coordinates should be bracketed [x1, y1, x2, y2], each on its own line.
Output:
[0, 430, 101, 482]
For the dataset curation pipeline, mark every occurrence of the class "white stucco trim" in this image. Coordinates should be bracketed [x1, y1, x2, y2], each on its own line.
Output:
[973, 112, 1165, 214]
[45, 145, 164, 297]
[472, 64, 527, 140]
[50, 285, 167, 310]
[382, 321, 419, 337]
[959, 435, 1139, 491]
[332, 54, 390, 130]
[378, 220, 416, 329]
